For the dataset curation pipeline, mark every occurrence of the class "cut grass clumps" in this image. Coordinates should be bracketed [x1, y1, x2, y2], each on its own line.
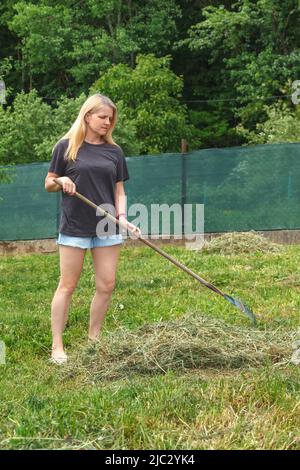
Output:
[202, 231, 282, 255]
[62, 313, 293, 383]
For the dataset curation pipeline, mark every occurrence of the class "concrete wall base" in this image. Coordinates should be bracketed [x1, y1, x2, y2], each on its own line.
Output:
[1, 230, 300, 256]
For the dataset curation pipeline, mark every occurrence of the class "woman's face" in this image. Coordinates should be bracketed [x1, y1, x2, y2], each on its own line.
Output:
[85, 105, 114, 137]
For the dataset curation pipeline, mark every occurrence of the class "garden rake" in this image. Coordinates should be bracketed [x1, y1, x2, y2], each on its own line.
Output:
[54, 179, 257, 324]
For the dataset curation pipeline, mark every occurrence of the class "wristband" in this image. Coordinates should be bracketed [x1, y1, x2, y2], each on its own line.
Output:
[116, 213, 126, 220]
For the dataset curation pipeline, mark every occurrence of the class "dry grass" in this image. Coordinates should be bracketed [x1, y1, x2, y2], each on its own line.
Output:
[62, 313, 295, 383]
[202, 231, 282, 254]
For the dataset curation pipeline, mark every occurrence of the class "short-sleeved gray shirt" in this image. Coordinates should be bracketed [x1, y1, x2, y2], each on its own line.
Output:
[48, 138, 129, 237]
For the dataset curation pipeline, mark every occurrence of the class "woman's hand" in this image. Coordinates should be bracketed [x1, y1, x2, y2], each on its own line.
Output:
[56, 176, 76, 196]
[126, 221, 142, 237]
[119, 216, 142, 237]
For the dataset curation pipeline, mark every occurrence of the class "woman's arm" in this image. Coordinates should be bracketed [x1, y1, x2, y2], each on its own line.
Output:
[45, 172, 62, 192]
[115, 181, 141, 236]
[115, 181, 127, 219]
[45, 173, 76, 195]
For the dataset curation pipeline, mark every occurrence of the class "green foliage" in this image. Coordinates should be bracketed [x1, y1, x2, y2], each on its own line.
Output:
[0, 58, 13, 104]
[237, 103, 300, 144]
[0, 89, 53, 165]
[91, 54, 199, 153]
[180, 0, 300, 135]
[0, 90, 87, 165]
[8, 2, 74, 95]
[127, 0, 181, 53]
[33, 93, 88, 162]
[188, 108, 237, 148]
[111, 101, 142, 155]
[227, 49, 300, 129]
[0, 166, 16, 185]
[0, 89, 142, 164]
[1, 0, 300, 150]
[0, 57, 13, 82]
[4, 0, 181, 97]
[180, 4, 251, 58]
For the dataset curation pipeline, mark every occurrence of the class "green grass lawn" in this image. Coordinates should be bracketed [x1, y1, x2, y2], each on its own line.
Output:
[0, 243, 299, 450]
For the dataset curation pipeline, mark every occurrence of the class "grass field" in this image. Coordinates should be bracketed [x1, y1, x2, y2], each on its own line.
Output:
[0, 242, 300, 450]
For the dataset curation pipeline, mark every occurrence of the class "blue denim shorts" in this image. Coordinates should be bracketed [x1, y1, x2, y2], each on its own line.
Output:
[57, 232, 123, 249]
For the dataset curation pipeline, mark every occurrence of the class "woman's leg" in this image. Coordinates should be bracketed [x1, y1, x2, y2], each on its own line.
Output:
[51, 245, 86, 358]
[89, 244, 121, 341]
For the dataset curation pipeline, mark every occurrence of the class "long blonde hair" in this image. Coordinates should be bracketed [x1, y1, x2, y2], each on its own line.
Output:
[57, 94, 118, 161]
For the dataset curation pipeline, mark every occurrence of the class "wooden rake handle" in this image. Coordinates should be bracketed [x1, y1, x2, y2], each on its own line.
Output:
[53, 178, 225, 297]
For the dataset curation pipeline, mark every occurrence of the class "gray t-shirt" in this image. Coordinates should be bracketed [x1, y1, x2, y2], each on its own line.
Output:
[49, 138, 129, 237]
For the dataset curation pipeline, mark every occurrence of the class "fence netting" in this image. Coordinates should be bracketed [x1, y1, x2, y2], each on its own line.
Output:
[0, 143, 299, 241]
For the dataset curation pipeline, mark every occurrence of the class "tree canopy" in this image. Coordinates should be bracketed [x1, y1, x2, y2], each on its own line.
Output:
[0, 0, 299, 163]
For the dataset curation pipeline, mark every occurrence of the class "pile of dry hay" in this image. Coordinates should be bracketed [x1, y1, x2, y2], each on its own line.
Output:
[202, 231, 282, 255]
[62, 313, 293, 382]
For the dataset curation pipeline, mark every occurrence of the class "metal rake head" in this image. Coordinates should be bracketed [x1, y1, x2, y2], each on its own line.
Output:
[224, 295, 257, 324]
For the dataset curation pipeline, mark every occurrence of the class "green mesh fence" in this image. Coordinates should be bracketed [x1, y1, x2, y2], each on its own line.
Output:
[0, 163, 59, 241]
[0, 143, 300, 241]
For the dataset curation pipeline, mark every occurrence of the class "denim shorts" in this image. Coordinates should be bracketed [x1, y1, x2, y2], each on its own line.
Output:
[57, 232, 123, 249]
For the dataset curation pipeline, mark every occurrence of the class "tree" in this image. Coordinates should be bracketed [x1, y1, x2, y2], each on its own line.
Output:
[0, 88, 142, 165]
[0, 89, 53, 164]
[236, 101, 300, 144]
[5, 0, 182, 98]
[34, 92, 141, 159]
[179, 0, 300, 137]
[8, 2, 74, 96]
[91, 54, 200, 153]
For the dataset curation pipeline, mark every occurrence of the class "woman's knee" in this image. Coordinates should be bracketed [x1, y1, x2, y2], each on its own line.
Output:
[96, 278, 116, 295]
[57, 281, 77, 296]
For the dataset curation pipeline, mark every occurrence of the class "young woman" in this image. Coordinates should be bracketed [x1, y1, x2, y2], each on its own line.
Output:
[45, 93, 141, 364]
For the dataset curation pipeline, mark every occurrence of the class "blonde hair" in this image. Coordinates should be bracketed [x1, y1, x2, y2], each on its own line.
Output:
[57, 93, 118, 161]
